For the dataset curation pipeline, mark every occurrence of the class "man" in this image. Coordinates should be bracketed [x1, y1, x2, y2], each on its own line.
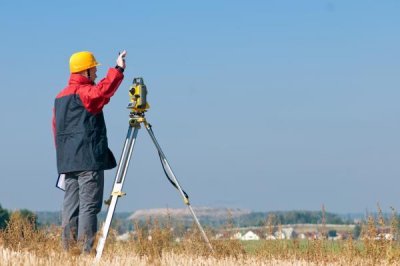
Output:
[53, 50, 127, 253]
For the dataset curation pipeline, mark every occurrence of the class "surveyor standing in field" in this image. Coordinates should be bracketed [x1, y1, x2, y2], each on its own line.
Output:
[52, 50, 127, 253]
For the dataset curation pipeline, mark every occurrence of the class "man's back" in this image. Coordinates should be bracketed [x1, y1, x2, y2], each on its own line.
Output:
[53, 69, 123, 174]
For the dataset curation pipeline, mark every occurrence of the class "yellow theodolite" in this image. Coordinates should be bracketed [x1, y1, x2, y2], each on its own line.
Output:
[128, 77, 150, 114]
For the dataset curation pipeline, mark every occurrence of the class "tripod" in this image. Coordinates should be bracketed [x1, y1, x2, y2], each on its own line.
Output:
[95, 111, 214, 261]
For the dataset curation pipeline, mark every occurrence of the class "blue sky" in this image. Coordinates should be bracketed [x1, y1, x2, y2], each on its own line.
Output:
[0, 1, 399, 213]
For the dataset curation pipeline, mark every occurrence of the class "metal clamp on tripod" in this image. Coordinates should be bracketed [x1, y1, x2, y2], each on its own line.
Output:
[95, 77, 213, 262]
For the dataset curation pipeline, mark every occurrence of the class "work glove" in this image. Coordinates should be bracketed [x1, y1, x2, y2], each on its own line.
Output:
[117, 50, 127, 69]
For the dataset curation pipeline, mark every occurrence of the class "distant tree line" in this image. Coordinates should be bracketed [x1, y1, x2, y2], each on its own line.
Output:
[0, 204, 38, 230]
[233, 211, 346, 228]
[29, 210, 348, 232]
[0, 204, 10, 229]
[30, 210, 348, 230]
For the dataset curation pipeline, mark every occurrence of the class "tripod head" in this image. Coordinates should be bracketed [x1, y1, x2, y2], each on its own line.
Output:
[127, 77, 150, 116]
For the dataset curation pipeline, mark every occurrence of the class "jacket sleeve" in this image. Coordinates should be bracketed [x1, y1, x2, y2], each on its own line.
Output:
[78, 68, 124, 114]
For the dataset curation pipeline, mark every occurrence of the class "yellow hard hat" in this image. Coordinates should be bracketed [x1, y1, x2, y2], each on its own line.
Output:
[69, 51, 101, 73]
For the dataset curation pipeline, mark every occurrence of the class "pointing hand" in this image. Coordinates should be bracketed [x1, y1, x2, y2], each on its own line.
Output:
[117, 50, 127, 69]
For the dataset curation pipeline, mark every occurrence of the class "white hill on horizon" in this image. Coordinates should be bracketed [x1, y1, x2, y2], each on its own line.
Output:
[128, 207, 251, 220]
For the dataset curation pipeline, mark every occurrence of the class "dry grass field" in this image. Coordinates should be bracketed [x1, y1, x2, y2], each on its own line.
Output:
[1, 211, 400, 265]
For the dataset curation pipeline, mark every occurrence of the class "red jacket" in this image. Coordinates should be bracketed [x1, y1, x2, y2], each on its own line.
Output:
[53, 68, 124, 173]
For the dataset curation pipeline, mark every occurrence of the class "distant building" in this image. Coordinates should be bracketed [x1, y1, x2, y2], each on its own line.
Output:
[215, 233, 224, 239]
[328, 233, 343, 241]
[231, 232, 242, 240]
[265, 234, 276, 240]
[274, 231, 285, 239]
[282, 227, 294, 239]
[382, 233, 394, 241]
[263, 227, 294, 240]
[298, 233, 306, 240]
[241, 231, 260, 241]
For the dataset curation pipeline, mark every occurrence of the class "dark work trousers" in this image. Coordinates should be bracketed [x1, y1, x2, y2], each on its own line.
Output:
[62, 170, 104, 253]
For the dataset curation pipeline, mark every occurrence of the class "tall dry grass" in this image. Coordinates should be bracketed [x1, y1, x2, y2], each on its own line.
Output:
[1, 209, 400, 265]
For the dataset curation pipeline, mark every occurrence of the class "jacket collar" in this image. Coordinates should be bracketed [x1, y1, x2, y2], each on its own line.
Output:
[69, 73, 95, 85]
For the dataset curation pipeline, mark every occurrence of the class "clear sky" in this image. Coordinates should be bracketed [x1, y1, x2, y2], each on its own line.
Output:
[0, 1, 399, 214]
